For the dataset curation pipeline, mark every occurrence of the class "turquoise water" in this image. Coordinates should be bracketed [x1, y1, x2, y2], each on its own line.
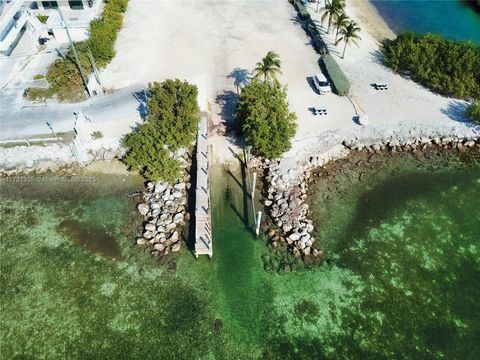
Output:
[1, 151, 479, 358]
[372, 0, 480, 43]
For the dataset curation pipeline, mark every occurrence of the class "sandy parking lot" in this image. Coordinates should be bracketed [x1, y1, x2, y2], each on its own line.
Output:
[101, 0, 473, 161]
[101, 0, 353, 153]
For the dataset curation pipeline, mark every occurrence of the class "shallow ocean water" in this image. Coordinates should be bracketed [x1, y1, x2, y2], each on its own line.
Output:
[372, 0, 480, 43]
[0, 152, 479, 358]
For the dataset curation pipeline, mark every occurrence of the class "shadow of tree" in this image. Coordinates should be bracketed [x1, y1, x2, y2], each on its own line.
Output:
[370, 49, 385, 66]
[132, 89, 149, 121]
[441, 100, 472, 125]
[227, 68, 251, 94]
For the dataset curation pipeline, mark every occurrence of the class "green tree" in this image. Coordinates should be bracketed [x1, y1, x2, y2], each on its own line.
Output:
[236, 80, 297, 158]
[253, 51, 282, 82]
[336, 20, 361, 59]
[332, 12, 349, 43]
[320, 0, 345, 33]
[466, 101, 480, 125]
[122, 79, 200, 183]
[381, 32, 480, 99]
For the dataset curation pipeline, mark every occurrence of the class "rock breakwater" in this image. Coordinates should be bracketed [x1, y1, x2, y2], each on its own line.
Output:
[263, 132, 479, 259]
[135, 179, 190, 256]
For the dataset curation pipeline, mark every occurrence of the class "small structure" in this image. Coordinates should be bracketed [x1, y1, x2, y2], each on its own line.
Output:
[194, 116, 212, 258]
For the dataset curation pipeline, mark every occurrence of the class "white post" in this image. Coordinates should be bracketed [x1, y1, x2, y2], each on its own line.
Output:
[255, 211, 262, 237]
[251, 171, 257, 200]
[25, 139, 31, 147]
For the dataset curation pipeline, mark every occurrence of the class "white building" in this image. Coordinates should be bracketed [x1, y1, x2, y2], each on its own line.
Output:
[0, 0, 103, 56]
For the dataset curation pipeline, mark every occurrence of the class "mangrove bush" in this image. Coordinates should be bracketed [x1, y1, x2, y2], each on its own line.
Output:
[381, 32, 480, 100]
[123, 79, 200, 183]
[466, 101, 480, 125]
[236, 80, 297, 158]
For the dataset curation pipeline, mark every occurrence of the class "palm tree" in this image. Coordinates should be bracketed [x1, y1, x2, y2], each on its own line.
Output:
[253, 51, 282, 82]
[336, 20, 361, 59]
[320, 0, 345, 33]
[332, 12, 349, 43]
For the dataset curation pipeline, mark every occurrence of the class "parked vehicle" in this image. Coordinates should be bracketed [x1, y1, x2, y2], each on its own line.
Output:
[312, 73, 331, 94]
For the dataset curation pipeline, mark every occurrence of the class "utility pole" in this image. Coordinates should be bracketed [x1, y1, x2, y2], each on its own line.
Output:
[86, 46, 102, 90]
[58, 6, 90, 97]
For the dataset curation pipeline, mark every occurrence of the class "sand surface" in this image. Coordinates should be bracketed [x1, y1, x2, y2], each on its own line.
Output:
[99, 0, 476, 164]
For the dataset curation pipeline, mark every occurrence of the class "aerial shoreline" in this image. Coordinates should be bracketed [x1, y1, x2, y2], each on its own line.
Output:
[351, 0, 396, 42]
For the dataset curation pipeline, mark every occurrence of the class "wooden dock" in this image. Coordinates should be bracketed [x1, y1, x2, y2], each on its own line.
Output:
[194, 116, 212, 258]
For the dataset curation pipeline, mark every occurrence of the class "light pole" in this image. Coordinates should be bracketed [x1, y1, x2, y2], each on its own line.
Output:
[46, 121, 58, 141]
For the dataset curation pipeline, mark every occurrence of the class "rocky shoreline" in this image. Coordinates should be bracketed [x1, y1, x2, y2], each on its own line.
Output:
[0, 143, 121, 176]
[262, 133, 480, 259]
[135, 178, 190, 256]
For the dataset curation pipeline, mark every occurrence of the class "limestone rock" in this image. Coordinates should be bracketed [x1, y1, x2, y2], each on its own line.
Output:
[136, 238, 147, 245]
[137, 203, 149, 216]
[145, 223, 156, 232]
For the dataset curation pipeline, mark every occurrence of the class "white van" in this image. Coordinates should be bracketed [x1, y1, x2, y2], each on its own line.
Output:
[313, 73, 331, 94]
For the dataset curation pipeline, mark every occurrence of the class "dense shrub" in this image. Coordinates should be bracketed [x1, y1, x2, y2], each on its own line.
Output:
[290, 0, 328, 55]
[320, 54, 350, 96]
[466, 101, 480, 125]
[123, 80, 200, 183]
[39, 0, 128, 100]
[292, 0, 311, 20]
[236, 80, 297, 158]
[381, 32, 480, 100]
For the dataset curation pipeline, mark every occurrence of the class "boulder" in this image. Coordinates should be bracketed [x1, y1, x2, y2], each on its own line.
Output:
[154, 243, 165, 251]
[174, 182, 186, 190]
[166, 222, 177, 231]
[143, 231, 153, 239]
[171, 242, 181, 252]
[173, 213, 184, 224]
[145, 223, 156, 232]
[288, 233, 300, 241]
[136, 238, 147, 245]
[169, 231, 179, 242]
[154, 183, 167, 193]
[137, 203, 149, 216]
[172, 191, 183, 199]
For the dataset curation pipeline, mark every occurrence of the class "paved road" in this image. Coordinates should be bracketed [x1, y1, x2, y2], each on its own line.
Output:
[0, 85, 144, 140]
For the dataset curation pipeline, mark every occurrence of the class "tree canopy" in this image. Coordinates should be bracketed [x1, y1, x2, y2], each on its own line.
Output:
[236, 80, 297, 158]
[123, 79, 200, 183]
[381, 32, 480, 100]
[253, 51, 282, 82]
[466, 101, 480, 125]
